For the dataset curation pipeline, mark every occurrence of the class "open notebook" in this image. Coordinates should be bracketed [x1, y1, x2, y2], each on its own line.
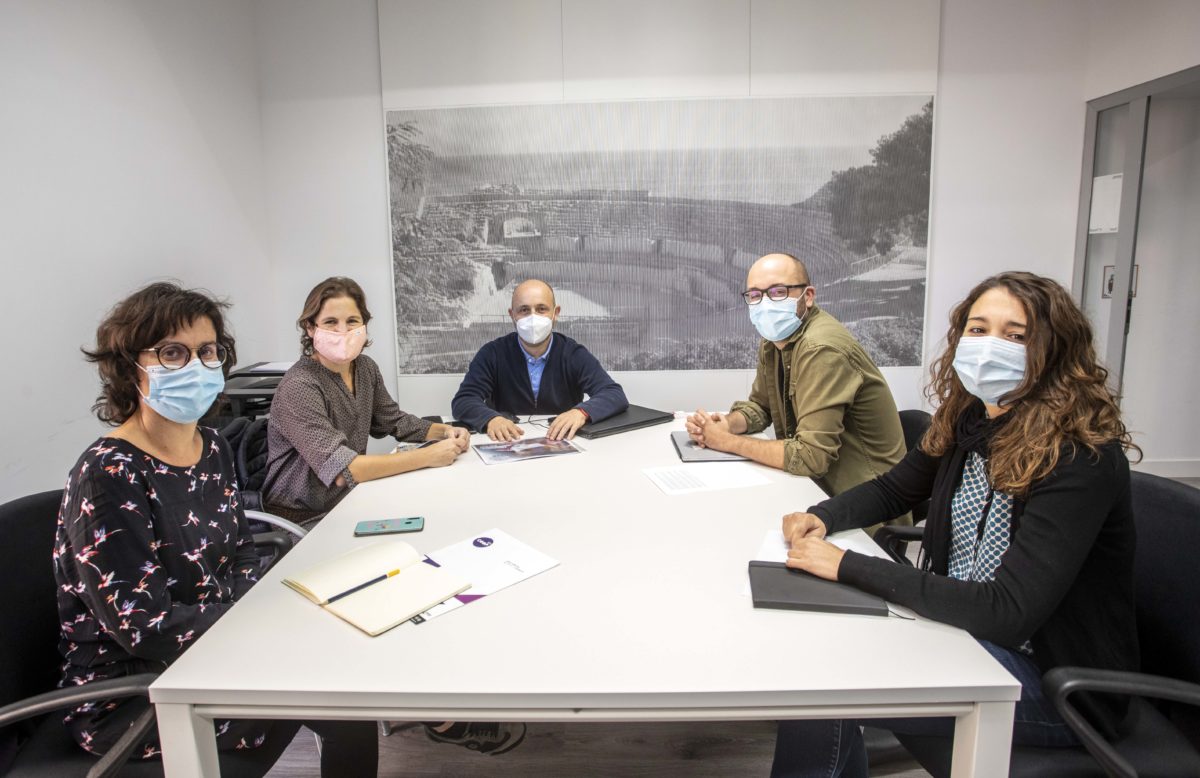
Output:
[283, 540, 469, 636]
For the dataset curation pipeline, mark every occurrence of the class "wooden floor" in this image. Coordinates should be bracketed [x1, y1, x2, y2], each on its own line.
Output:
[264, 721, 932, 777]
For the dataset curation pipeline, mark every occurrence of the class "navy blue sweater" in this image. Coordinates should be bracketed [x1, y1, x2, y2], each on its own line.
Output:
[451, 333, 628, 433]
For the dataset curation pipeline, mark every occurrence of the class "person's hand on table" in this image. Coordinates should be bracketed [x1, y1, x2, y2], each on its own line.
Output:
[685, 408, 735, 450]
[442, 425, 471, 451]
[486, 415, 523, 442]
[782, 512, 842, 581]
[421, 438, 465, 468]
[783, 511, 827, 543]
[546, 409, 587, 440]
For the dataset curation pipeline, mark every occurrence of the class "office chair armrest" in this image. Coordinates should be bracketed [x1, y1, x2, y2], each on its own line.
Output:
[252, 530, 295, 558]
[244, 509, 307, 538]
[873, 525, 925, 565]
[0, 673, 159, 729]
[1043, 666, 1200, 778]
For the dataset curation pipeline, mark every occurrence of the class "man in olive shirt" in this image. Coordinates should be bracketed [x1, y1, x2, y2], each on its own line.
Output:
[686, 253, 907, 504]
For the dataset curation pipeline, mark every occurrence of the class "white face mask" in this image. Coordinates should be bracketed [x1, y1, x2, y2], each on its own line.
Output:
[515, 313, 553, 346]
[953, 336, 1027, 406]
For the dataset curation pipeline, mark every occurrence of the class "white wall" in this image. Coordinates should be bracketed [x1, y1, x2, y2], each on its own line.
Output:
[0, 1, 273, 500]
[924, 0, 1089, 357]
[1085, 0, 1200, 100]
[254, 0, 396, 390]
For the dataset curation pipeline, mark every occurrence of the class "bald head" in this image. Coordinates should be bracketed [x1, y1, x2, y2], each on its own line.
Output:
[746, 253, 810, 290]
[509, 278, 560, 331]
[511, 279, 555, 310]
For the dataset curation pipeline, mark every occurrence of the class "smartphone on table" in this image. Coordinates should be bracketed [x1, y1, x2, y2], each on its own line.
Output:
[353, 517, 424, 536]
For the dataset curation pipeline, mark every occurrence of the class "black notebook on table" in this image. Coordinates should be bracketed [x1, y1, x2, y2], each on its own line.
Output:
[748, 561, 889, 617]
[575, 404, 674, 439]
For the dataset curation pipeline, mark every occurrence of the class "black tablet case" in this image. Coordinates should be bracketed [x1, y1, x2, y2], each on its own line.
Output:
[748, 561, 889, 617]
[575, 404, 674, 439]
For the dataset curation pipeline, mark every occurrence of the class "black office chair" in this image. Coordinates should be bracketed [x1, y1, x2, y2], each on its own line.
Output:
[233, 417, 270, 512]
[889, 472, 1200, 777]
[872, 410, 933, 563]
[897, 409, 932, 524]
[0, 490, 303, 777]
[216, 417, 308, 570]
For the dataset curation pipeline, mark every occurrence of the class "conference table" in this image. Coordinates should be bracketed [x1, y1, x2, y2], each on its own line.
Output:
[151, 416, 1019, 777]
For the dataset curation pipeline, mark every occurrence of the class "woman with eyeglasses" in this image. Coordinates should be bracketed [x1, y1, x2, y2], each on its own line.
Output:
[55, 282, 377, 774]
[770, 272, 1140, 776]
[261, 276, 470, 525]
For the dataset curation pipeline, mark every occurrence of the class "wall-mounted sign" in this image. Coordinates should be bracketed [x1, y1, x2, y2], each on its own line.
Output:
[1101, 264, 1139, 299]
[1089, 173, 1123, 234]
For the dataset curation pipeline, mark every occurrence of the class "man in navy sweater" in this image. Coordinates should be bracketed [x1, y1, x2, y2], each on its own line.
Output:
[452, 279, 628, 441]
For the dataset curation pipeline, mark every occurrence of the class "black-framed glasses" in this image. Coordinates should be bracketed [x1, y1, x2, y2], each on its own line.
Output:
[519, 415, 555, 430]
[140, 342, 228, 370]
[742, 284, 809, 305]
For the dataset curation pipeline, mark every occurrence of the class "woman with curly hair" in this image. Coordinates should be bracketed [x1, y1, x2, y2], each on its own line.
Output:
[56, 282, 377, 774]
[770, 272, 1141, 776]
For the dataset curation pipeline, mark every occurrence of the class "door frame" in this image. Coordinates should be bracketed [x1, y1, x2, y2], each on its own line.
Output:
[1073, 64, 1200, 391]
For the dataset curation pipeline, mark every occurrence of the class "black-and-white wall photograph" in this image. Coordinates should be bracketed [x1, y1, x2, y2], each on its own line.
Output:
[387, 96, 932, 373]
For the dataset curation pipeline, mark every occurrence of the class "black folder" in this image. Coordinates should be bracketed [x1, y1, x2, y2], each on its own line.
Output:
[748, 561, 889, 617]
[575, 404, 674, 439]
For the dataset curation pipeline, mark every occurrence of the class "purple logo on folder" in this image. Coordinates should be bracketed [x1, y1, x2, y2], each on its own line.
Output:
[473, 536, 493, 548]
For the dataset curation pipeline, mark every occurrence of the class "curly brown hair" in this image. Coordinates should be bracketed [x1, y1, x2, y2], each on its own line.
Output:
[296, 277, 372, 355]
[82, 282, 237, 426]
[922, 271, 1139, 495]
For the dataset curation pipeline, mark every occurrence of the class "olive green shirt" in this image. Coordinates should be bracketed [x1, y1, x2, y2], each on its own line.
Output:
[732, 305, 908, 511]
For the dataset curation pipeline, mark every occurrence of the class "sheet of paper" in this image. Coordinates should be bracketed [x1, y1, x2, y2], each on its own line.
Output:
[751, 528, 885, 565]
[1088, 173, 1122, 234]
[642, 463, 770, 495]
[413, 528, 559, 622]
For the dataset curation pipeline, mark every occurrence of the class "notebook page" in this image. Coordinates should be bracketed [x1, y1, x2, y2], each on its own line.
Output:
[324, 563, 469, 636]
[283, 540, 422, 605]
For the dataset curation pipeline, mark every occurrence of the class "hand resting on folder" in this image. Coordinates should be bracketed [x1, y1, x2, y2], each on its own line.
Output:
[781, 511, 844, 581]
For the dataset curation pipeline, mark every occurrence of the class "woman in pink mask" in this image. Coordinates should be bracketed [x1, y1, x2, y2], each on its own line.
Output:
[263, 277, 469, 523]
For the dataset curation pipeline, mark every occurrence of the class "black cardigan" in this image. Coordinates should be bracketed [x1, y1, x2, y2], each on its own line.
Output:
[451, 332, 628, 433]
[811, 434, 1138, 736]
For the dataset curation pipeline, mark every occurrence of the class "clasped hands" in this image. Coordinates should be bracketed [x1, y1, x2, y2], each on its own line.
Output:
[782, 511, 844, 581]
[684, 408, 740, 450]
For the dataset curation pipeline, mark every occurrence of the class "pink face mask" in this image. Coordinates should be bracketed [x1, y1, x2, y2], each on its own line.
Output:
[312, 326, 367, 365]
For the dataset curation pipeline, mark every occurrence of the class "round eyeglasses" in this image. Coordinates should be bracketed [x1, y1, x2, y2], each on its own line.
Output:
[140, 342, 228, 370]
[742, 284, 809, 305]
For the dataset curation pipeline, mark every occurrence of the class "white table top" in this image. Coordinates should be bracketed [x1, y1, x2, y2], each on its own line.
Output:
[150, 417, 1018, 716]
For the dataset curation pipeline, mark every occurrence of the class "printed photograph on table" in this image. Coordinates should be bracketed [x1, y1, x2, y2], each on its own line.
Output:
[384, 96, 933, 374]
[473, 436, 581, 465]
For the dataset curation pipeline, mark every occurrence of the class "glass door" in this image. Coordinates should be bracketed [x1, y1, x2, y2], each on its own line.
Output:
[1074, 64, 1200, 481]
[1073, 99, 1148, 392]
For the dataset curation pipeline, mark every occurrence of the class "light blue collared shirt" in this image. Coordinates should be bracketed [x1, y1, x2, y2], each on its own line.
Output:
[518, 335, 553, 399]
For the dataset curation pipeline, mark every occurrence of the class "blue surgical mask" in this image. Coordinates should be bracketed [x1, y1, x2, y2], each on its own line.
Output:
[749, 296, 806, 342]
[953, 336, 1026, 406]
[137, 358, 226, 424]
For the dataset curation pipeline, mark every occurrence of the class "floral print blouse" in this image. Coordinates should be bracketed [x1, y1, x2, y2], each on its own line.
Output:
[53, 427, 261, 750]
